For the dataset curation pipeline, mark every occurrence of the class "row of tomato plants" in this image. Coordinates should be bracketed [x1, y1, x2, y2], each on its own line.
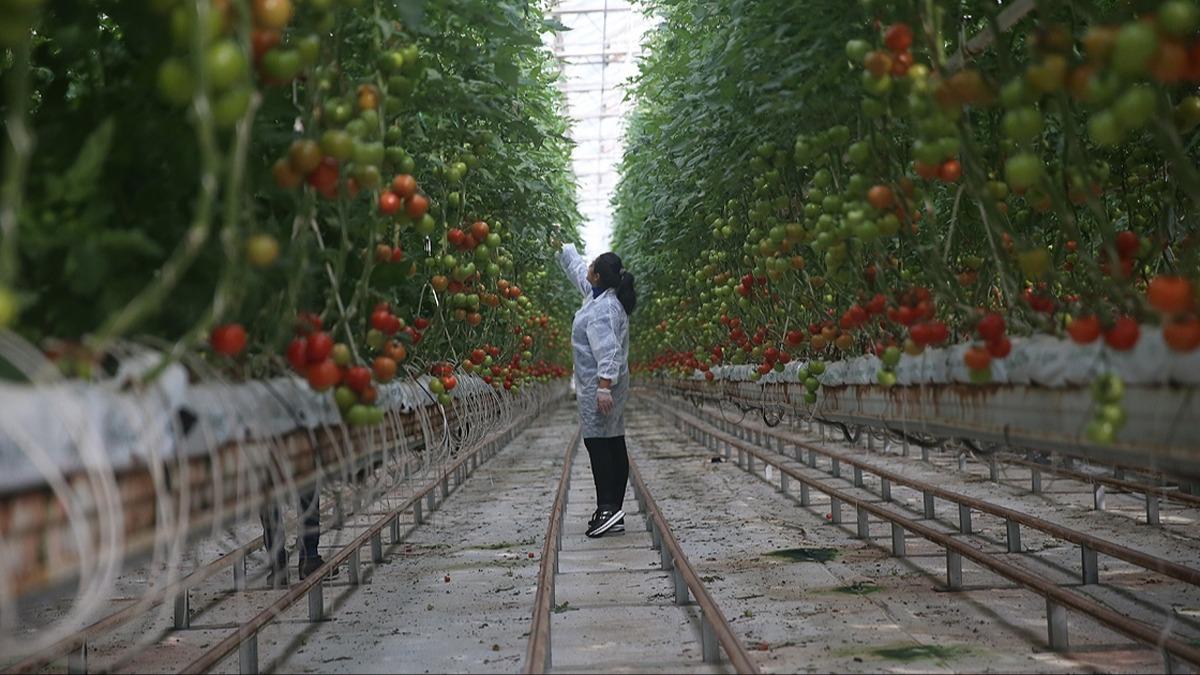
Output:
[615, 0, 1200, 443]
[0, 0, 580, 424]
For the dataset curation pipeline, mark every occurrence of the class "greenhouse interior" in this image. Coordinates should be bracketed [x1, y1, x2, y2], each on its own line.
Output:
[1, 0, 1199, 673]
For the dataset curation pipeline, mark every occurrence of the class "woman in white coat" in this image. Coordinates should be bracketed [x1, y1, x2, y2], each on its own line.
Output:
[556, 243, 636, 537]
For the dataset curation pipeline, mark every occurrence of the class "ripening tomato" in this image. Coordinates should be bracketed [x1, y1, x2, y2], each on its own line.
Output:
[306, 359, 341, 391]
[272, 158, 302, 189]
[1115, 230, 1139, 258]
[1067, 315, 1102, 344]
[1147, 275, 1194, 315]
[867, 185, 894, 210]
[211, 324, 247, 356]
[1104, 316, 1140, 351]
[379, 191, 401, 215]
[914, 161, 939, 180]
[392, 174, 417, 198]
[406, 193, 430, 219]
[938, 159, 962, 183]
[306, 331, 334, 363]
[1163, 316, 1200, 352]
[253, 0, 293, 30]
[963, 347, 991, 371]
[470, 220, 490, 240]
[306, 157, 339, 194]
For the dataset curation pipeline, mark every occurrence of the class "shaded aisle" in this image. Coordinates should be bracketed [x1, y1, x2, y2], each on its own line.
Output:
[547, 441, 724, 673]
[226, 404, 576, 674]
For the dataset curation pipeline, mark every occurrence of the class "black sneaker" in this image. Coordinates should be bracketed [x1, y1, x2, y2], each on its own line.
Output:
[609, 516, 625, 533]
[299, 556, 341, 581]
[586, 509, 625, 538]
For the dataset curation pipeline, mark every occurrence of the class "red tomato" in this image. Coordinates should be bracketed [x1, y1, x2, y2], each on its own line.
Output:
[306, 157, 339, 193]
[470, 220, 490, 240]
[306, 331, 334, 363]
[413, 317, 430, 330]
[379, 191, 401, 215]
[286, 337, 307, 371]
[867, 185, 894, 210]
[938, 159, 962, 183]
[1104, 317, 1140, 351]
[986, 336, 1012, 358]
[371, 309, 392, 332]
[1115, 231, 1139, 258]
[391, 174, 417, 199]
[306, 359, 341, 391]
[884, 22, 914, 53]
[211, 324, 247, 357]
[1147, 275, 1194, 315]
[1163, 316, 1200, 352]
[914, 161, 940, 180]
[406, 193, 430, 219]
[373, 356, 397, 382]
[345, 366, 372, 393]
[1067, 315, 1102, 344]
[441, 374, 457, 391]
[977, 313, 1006, 341]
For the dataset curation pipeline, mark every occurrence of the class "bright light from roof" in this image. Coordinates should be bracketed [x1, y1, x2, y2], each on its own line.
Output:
[546, 1, 652, 260]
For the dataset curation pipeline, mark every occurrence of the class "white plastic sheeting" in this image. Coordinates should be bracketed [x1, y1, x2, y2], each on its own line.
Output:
[697, 326, 1200, 388]
[0, 364, 485, 494]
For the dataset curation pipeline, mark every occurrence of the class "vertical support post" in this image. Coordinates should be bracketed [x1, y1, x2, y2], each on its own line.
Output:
[881, 477, 892, 501]
[780, 473, 789, 494]
[390, 517, 401, 543]
[724, 441, 732, 461]
[233, 552, 247, 591]
[800, 482, 810, 507]
[853, 466, 863, 487]
[1031, 468, 1042, 494]
[372, 531, 384, 564]
[1093, 484, 1106, 511]
[441, 475, 449, 499]
[173, 591, 190, 630]
[425, 491, 436, 514]
[67, 640, 87, 675]
[923, 492, 935, 519]
[831, 457, 841, 478]
[308, 584, 324, 622]
[867, 433, 874, 451]
[856, 505, 869, 539]
[830, 498, 842, 524]
[239, 633, 258, 675]
[958, 504, 972, 534]
[1081, 545, 1099, 585]
[334, 493, 344, 530]
[1006, 519, 1022, 553]
[808, 449, 818, 468]
[891, 523, 906, 557]
[958, 455, 967, 472]
[348, 548, 361, 586]
[747, 453, 755, 474]
[413, 499, 424, 525]
[921, 445, 930, 462]
[902, 437, 909, 457]
[1046, 599, 1069, 651]
[1146, 493, 1161, 526]
[945, 549, 962, 590]
[989, 456, 998, 482]
[701, 615, 719, 664]
[673, 567, 689, 605]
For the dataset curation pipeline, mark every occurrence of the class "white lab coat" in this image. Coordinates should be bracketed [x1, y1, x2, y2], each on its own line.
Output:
[557, 244, 630, 438]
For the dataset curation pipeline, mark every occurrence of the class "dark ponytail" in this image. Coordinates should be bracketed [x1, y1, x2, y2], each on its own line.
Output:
[593, 252, 637, 315]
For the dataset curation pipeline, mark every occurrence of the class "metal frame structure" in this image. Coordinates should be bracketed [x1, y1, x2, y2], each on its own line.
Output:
[547, 0, 653, 256]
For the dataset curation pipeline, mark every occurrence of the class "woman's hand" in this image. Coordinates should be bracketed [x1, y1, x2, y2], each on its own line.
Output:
[596, 387, 614, 415]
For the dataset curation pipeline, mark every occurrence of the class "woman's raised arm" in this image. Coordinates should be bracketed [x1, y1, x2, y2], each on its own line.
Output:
[556, 243, 591, 296]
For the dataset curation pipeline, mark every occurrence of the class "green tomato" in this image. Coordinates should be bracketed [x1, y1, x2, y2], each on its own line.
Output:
[1088, 110, 1124, 147]
[804, 391, 818, 405]
[261, 48, 302, 81]
[157, 58, 194, 106]
[882, 346, 901, 367]
[1160, 1, 1199, 37]
[204, 40, 247, 91]
[297, 34, 322, 67]
[845, 39, 871, 64]
[334, 386, 357, 412]
[1113, 22, 1158, 76]
[321, 130, 355, 161]
[346, 404, 372, 427]
[876, 370, 897, 387]
[429, 378, 446, 395]
[1002, 107, 1043, 143]
[366, 329, 386, 350]
[808, 360, 826, 375]
[331, 343, 351, 366]
[0, 286, 16, 327]
[212, 88, 250, 129]
[1004, 152, 1044, 192]
[1113, 85, 1156, 131]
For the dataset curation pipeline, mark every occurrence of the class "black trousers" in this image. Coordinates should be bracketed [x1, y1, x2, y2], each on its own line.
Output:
[260, 486, 320, 570]
[584, 435, 629, 512]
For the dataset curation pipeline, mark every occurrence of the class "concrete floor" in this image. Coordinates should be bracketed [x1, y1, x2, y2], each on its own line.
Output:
[15, 397, 1198, 674]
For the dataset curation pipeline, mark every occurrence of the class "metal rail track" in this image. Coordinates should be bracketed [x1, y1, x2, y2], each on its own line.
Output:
[2, 444, 433, 675]
[175, 397, 549, 674]
[523, 428, 759, 674]
[644, 393, 1200, 670]
[666, 381, 1200, 517]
